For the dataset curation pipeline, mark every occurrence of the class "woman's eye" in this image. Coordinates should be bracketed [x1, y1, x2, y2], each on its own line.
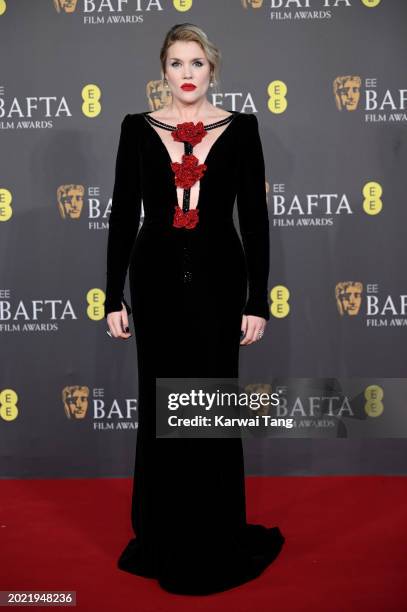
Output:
[170, 61, 204, 68]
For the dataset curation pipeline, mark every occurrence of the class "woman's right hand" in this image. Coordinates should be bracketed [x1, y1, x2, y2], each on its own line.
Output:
[107, 302, 132, 340]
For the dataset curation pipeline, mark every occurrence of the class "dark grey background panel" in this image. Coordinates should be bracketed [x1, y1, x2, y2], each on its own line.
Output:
[0, 0, 406, 477]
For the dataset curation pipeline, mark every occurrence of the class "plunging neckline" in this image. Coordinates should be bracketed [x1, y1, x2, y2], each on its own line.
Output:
[142, 109, 240, 213]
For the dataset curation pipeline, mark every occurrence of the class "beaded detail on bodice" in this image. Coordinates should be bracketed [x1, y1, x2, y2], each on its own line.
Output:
[142, 111, 238, 229]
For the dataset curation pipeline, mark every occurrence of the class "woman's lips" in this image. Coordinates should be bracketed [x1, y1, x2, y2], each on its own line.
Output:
[181, 84, 196, 91]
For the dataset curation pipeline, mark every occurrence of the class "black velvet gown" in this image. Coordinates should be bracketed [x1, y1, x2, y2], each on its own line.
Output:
[104, 110, 285, 595]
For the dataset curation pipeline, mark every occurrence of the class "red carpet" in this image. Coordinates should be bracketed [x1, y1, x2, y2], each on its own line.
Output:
[1, 476, 406, 611]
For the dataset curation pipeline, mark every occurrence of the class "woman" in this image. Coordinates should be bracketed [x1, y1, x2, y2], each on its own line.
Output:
[104, 23, 285, 595]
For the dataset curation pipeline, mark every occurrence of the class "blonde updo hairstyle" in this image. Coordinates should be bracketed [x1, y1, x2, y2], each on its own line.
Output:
[160, 23, 222, 94]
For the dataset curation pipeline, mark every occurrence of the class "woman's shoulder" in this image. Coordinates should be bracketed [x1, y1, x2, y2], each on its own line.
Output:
[229, 111, 259, 130]
[240, 112, 258, 123]
[232, 112, 259, 140]
[122, 112, 144, 122]
[118, 113, 147, 134]
[118, 112, 147, 124]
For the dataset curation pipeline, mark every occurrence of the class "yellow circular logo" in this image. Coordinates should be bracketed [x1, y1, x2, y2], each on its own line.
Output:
[82, 84, 101, 117]
[364, 385, 384, 417]
[87, 288, 106, 320]
[0, 188, 12, 221]
[268, 80, 288, 114]
[271, 285, 290, 318]
[361, 0, 381, 7]
[363, 181, 383, 215]
[173, 0, 193, 10]
[0, 388, 19, 421]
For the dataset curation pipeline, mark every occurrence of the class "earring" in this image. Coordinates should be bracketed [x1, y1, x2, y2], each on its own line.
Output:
[163, 77, 169, 88]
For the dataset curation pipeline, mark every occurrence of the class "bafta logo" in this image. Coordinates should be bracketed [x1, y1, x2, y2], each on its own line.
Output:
[241, 0, 263, 8]
[63, 386, 90, 419]
[146, 79, 173, 111]
[53, 0, 78, 13]
[333, 76, 361, 111]
[335, 281, 363, 316]
[244, 383, 273, 417]
[57, 185, 84, 219]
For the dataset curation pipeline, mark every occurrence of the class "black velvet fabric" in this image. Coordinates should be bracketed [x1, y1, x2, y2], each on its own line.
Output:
[104, 111, 284, 595]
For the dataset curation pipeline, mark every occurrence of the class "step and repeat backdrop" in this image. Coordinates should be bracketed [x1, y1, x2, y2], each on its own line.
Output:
[1, 0, 406, 477]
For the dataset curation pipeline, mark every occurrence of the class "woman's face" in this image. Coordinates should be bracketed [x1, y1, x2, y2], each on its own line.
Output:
[164, 41, 212, 103]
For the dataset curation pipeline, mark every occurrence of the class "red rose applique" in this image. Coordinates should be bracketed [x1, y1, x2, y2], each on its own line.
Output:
[172, 121, 207, 147]
[172, 205, 199, 229]
[170, 154, 207, 190]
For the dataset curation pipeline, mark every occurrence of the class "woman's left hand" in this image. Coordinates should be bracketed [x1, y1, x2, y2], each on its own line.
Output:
[240, 314, 267, 345]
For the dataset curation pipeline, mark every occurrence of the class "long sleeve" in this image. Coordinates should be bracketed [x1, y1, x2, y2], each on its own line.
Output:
[104, 113, 142, 318]
[236, 113, 270, 321]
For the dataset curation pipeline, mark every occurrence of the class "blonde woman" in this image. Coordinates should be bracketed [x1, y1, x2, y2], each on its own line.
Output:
[105, 23, 284, 595]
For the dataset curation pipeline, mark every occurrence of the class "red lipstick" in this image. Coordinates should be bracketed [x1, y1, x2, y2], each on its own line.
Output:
[181, 84, 196, 91]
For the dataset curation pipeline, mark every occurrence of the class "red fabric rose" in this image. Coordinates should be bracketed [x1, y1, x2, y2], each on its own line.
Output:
[172, 204, 199, 229]
[172, 121, 207, 147]
[170, 154, 207, 190]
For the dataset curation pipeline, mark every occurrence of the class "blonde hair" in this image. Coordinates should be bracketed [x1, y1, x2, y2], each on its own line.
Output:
[160, 23, 222, 92]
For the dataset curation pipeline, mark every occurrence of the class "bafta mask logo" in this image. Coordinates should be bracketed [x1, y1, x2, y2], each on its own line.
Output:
[146, 79, 173, 111]
[335, 281, 363, 316]
[333, 76, 361, 111]
[53, 0, 78, 13]
[244, 383, 273, 417]
[241, 0, 263, 8]
[63, 386, 89, 419]
[57, 184, 84, 219]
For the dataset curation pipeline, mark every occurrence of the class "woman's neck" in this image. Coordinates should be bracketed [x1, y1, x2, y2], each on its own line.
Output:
[153, 101, 227, 123]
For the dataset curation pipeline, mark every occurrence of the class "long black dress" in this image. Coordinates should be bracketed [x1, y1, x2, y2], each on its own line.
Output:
[104, 109, 285, 595]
